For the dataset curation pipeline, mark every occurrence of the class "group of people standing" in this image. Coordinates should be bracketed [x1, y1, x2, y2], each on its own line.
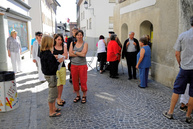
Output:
[7, 16, 193, 122]
[97, 31, 152, 88]
[29, 28, 88, 117]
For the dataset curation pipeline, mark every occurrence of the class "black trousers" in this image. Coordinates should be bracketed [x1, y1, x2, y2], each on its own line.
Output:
[109, 60, 119, 77]
[126, 52, 137, 78]
[98, 52, 107, 71]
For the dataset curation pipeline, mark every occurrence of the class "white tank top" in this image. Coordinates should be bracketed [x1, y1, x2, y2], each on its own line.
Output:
[97, 39, 106, 53]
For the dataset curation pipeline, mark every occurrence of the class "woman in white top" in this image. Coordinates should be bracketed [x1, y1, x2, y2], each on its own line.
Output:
[32, 32, 45, 82]
[97, 35, 107, 74]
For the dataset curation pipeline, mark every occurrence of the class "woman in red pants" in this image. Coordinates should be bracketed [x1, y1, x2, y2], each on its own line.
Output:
[69, 30, 88, 104]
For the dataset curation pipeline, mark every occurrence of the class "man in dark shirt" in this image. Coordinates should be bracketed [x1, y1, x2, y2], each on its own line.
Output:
[67, 27, 78, 51]
[67, 27, 78, 83]
[122, 31, 140, 80]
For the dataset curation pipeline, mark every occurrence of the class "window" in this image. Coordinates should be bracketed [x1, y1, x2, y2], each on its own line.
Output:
[81, 11, 85, 20]
[8, 19, 28, 52]
[89, 18, 92, 29]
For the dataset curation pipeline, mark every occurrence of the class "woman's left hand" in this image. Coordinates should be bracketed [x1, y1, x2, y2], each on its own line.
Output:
[136, 64, 139, 69]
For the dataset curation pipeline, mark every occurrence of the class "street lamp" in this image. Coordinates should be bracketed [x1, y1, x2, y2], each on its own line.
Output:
[84, 1, 88, 9]
[83, 0, 94, 15]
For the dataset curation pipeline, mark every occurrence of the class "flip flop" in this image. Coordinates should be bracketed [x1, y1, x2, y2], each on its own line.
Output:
[55, 108, 61, 112]
[49, 112, 61, 117]
[61, 100, 66, 104]
[57, 101, 64, 106]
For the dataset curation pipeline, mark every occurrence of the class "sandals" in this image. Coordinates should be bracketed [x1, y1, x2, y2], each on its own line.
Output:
[162, 111, 173, 119]
[81, 96, 87, 104]
[57, 101, 64, 106]
[49, 112, 61, 117]
[61, 100, 66, 104]
[57, 99, 66, 106]
[55, 108, 61, 112]
[73, 96, 81, 103]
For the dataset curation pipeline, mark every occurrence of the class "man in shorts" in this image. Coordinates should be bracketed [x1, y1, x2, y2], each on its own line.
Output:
[163, 16, 193, 123]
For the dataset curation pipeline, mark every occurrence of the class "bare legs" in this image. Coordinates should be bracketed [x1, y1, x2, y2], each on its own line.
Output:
[168, 93, 193, 117]
[168, 93, 179, 114]
[57, 85, 64, 105]
[48, 100, 60, 116]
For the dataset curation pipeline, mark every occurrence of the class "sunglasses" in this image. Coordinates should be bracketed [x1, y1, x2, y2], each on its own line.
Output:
[38, 35, 43, 37]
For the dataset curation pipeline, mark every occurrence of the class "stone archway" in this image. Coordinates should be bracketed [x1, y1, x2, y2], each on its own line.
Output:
[140, 20, 153, 42]
[140, 20, 153, 75]
[121, 23, 128, 44]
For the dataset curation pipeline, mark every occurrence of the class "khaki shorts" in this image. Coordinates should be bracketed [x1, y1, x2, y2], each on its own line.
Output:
[44, 75, 58, 103]
[56, 67, 66, 86]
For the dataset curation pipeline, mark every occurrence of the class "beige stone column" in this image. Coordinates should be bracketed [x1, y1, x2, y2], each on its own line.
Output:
[0, 13, 8, 71]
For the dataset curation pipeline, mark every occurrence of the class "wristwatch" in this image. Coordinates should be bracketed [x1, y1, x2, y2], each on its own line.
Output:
[74, 51, 76, 55]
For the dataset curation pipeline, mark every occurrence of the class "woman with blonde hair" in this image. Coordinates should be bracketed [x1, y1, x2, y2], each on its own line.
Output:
[40, 35, 64, 117]
[7, 30, 22, 73]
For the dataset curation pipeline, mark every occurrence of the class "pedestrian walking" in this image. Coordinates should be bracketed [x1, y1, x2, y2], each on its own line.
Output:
[97, 35, 107, 74]
[53, 34, 68, 106]
[136, 37, 151, 88]
[40, 35, 64, 117]
[69, 30, 88, 104]
[122, 31, 140, 80]
[67, 27, 78, 83]
[7, 30, 22, 73]
[32, 31, 45, 82]
[163, 16, 193, 123]
[107, 34, 120, 79]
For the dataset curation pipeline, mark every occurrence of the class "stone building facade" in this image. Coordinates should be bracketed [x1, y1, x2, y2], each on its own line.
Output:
[77, 0, 115, 50]
[29, 0, 60, 38]
[113, 0, 193, 87]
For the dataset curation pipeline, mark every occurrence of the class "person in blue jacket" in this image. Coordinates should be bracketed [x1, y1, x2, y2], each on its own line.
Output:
[136, 36, 151, 88]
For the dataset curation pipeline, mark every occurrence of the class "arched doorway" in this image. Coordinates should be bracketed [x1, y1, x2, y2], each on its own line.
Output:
[121, 23, 128, 44]
[140, 20, 153, 42]
[140, 20, 153, 76]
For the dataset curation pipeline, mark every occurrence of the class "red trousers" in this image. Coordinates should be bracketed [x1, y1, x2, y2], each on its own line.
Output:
[71, 64, 88, 92]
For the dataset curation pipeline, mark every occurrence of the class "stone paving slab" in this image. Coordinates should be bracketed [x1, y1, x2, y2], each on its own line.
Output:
[0, 51, 193, 129]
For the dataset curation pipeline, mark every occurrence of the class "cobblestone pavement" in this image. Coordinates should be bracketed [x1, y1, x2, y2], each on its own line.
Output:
[0, 51, 193, 129]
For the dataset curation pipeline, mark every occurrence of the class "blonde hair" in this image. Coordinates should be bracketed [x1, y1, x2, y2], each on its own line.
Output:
[40, 35, 54, 52]
[11, 30, 17, 37]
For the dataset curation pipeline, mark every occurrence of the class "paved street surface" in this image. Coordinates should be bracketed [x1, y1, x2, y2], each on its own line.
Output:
[0, 51, 193, 129]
